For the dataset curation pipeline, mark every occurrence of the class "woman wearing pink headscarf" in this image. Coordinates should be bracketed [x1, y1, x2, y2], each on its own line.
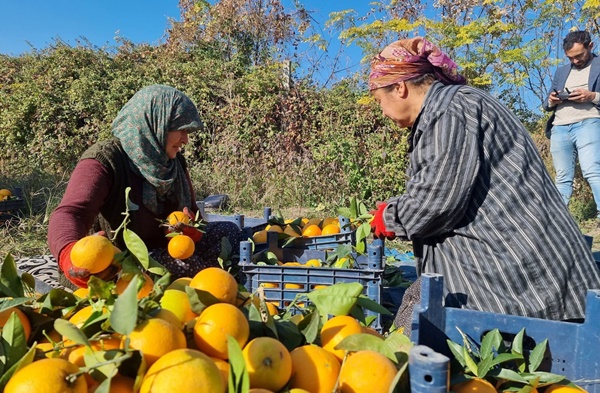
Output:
[368, 37, 600, 336]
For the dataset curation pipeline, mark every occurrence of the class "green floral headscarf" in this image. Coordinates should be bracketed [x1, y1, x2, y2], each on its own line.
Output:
[111, 84, 203, 214]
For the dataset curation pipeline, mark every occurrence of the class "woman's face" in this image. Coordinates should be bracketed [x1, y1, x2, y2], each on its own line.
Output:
[165, 130, 190, 159]
[371, 84, 413, 128]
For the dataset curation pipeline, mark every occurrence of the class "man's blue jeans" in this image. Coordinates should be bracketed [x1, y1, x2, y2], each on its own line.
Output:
[550, 118, 600, 216]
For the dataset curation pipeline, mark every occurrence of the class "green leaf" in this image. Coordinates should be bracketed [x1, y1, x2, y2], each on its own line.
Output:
[336, 333, 397, 362]
[0, 298, 30, 313]
[0, 345, 35, 392]
[447, 339, 467, 367]
[462, 345, 479, 375]
[528, 339, 547, 372]
[522, 371, 567, 385]
[274, 320, 304, 352]
[186, 286, 220, 314]
[297, 311, 320, 344]
[87, 276, 115, 301]
[227, 335, 249, 393]
[490, 352, 524, 367]
[248, 303, 277, 338]
[110, 275, 139, 335]
[307, 282, 363, 316]
[356, 295, 393, 315]
[385, 332, 413, 363]
[488, 367, 529, 383]
[124, 187, 139, 211]
[477, 353, 494, 378]
[389, 360, 409, 393]
[0, 255, 24, 298]
[54, 318, 90, 347]
[147, 256, 168, 276]
[512, 329, 525, 356]
[480, 328, 502, 357]
[123, 228, 149, 269]
[83, 349, 120, 381]
[2, 312, 28, 371]
[20, 273, 36, 294]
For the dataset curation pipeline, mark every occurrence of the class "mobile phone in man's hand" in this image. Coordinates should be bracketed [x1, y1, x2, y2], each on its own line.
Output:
[554, 88, 571, 100]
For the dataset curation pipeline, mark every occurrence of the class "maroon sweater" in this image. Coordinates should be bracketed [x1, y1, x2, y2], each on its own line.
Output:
[48, 158, 198, 283]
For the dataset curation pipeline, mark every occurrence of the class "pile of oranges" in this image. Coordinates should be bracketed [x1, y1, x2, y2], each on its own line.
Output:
[0, 264, 406, 393]
[252, 216, 344, 245]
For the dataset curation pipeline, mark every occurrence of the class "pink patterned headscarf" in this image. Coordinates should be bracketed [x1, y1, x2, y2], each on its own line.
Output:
[369, 37, 466, 90]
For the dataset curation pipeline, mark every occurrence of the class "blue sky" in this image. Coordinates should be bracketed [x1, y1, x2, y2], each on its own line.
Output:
[0, 1, 368, 84]
[0, 1, 363, 55]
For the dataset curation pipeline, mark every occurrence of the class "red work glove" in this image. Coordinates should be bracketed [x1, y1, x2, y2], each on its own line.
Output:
[59, 241, 89, 288]
[369, 202, 396, 240]
[59, 232, 120, 288]
[181, 224, 203, 243]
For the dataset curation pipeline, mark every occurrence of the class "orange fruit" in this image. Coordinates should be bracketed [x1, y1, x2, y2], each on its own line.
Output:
[115, 272, 154, 299]
[303, 218, 322, 230]
[211, 357, 230, 388]
[361, 325, 384, 339]
[252, 230, 268, 244]
[321, 223, 341, 236]
[289, 344, 341, 393]
[193, 302, 249, 359]
[0, 189, 12, 198]
[160, 289, 198, 324]
[265, 225, 283, 233]
[140, 348, 225, 393]
[168, 234, 195, 260]
[70, 235, 114, 273]
[124, 318, 186, 367]
[242, 336, 292, 392]
[68, 305, 108, 328]
[284, 283, 304, 289]
[284, 225, 301, 237]
[451, 378, 497, 393]
[72, 287, 89, 298]
[338, 350, 398, 392]
[154, 308, 183, 328]
[0, 307, 31, 341]
[89, 374, 135, 393]
[321, 217, 339, 228]
[167, 276, 192, 291]
[167, 210, 190, 226]
[35, 342, 62, 359]
[320, 315, 363, 361]
[248, 389, 274, 393]
[304, 259, 322, 267]
[250, 297, 279, 316]
[302, 224, 322, 237]
[68, 335, 122, 387]
[5, 358, 87, 393]
[189, 267, 238, 304]
[544, 385, 587, 393]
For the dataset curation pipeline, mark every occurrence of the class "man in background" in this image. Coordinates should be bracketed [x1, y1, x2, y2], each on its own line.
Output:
[544, 30, 600, 220]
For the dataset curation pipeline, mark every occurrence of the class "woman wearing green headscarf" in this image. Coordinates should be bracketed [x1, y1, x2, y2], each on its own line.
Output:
[48, 84, 241, 288]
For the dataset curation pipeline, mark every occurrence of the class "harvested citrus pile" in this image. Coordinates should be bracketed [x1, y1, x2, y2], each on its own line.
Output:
[0, 249, 413, 393]
[252, 215, 345, 245]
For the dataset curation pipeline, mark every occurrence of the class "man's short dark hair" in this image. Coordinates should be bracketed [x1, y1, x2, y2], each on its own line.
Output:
[563, 30, 592, 51]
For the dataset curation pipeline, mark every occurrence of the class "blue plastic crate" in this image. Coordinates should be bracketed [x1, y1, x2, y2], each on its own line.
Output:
[411, 273, 600, 392]
[277, 216, 358, 250]
[409, 345, 450, 393]
[0, 187, 24, 222]
[196, 205, 271, 239]
[238, 240, 386, 331]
